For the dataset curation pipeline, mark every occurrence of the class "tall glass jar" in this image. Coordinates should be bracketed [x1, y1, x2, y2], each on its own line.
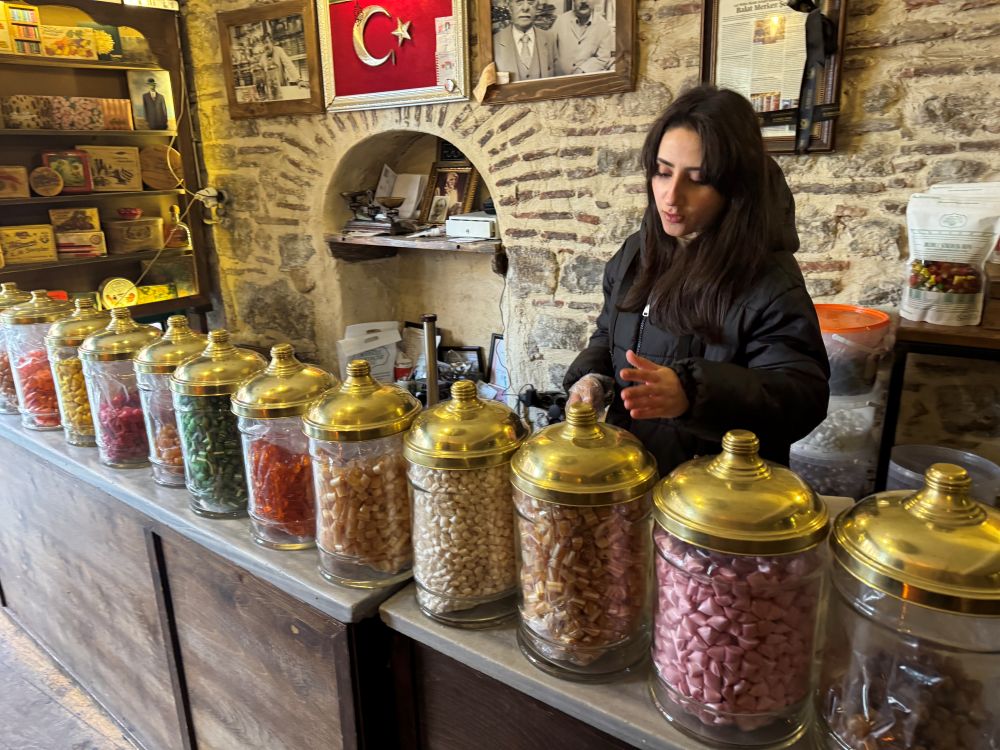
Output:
[170, 330, 266, 518]
[2, 291, 73, 430]
[231, 344, 335, 549]
[404, 379, 528, 627]
[44, 299, 110, 446]
[511, 402, 658, 681]
[79, 308, 162, 468]
[818, 463, 1000, 750]
[134, 316, 206, 486]
[0, 283, 30, 416]
[650, 430, 830, 748]
[303, 359, 419, 587]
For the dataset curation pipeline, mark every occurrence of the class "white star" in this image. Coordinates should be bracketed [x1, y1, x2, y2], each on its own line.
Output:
[391, 17, 411, 46]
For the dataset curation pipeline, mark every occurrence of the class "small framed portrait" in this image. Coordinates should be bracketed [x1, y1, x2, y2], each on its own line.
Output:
[41, 150, 93, 194]
[125, 69, 176, 131]
[438, 345, 485, 378]
[75, 146, 142, 192]
[419, 162, 479, 224]
[486, 333, 510, 397]
[218, 0, 324, 119]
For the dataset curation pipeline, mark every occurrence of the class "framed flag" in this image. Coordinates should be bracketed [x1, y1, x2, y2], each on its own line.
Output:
[316, 0, 470, 112]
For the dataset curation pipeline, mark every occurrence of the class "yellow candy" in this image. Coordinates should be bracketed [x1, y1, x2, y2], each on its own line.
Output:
[54, 357, 95, 436]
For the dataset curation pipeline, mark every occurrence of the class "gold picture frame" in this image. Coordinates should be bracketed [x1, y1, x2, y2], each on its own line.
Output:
[419, 163, 479, 224]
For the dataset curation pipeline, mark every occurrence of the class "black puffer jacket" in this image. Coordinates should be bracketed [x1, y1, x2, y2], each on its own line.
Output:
[563, 179, 829, 475]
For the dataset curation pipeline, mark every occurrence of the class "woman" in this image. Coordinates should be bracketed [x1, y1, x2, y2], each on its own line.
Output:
[564, 85, 829, 474]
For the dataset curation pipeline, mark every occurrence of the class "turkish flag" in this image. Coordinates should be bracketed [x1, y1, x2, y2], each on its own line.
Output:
[328, 0, 451, 97]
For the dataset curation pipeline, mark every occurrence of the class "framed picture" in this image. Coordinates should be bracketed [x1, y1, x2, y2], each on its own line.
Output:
[700, 0, 846, 154]
[439, 345, 485, 377]
[477, 0, 636, 104]
[41, 150, 93, 194]
[218, 0, 325, 119]
[125, 69, 176, 131]
[486, 333, 510, 396]
[419, 163, 479, 224]
[75, 146, 142, 192]
[316, 0, 470, 112]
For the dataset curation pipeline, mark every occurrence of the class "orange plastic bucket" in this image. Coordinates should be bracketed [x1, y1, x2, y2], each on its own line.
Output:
[814, 304, 891, 395]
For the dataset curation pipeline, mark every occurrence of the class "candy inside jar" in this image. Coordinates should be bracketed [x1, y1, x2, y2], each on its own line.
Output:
[0, 283, 31, 415]
[15, 348, 59, 428]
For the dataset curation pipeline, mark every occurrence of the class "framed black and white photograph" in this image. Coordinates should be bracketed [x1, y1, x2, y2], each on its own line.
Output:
[419, 162, 479, 224]
[478, 0, 635, 104]
[439, 345, 485, 378]
[218, 0, 324, 119]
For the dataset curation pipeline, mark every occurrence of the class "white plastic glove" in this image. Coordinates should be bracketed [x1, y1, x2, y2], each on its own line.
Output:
[566, 374, 607, 408]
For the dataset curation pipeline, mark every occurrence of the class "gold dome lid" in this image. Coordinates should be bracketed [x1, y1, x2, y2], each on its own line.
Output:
[78, 307, 162, 361]
[511, 402, 658, 506]
[302, 359, 417, 440]
[45, 298, 111, 347]
[0, 282, 30, 311]
[2, 289, 72, 325]
[653, 429, 829, 556]
[134, 315, 207, 374]
[833, 463, 1000, 615]
[169, 330, 266, 396]
[403, 379, 528, 469]
[232, 344, 337, 419]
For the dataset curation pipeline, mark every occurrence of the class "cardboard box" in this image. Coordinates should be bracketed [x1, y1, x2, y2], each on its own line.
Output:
[136, 283, 176, 304]
[75, 145, 141, 192]
[0, 224, 57, 265]
[99, 98, 133, 130]
[50, 96, 103, 130]
[0, 94, 53, 128]
[0, 165, 29, 198]
[49, 207, 100, 233]
[0, 3, 14, 54]
[336, 328, 401, 383]
[81, 22, 122, 61]
[40, 25, 97, 61]
[56, 230, 107, 257]
[105, 217, 163, 254]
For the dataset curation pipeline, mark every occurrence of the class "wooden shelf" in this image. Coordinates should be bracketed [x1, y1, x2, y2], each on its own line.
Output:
[326, 232, 500, 254]
[0, 189, 183, 207]
[0, 248, 192, 276]
[0, 128, 177, 138]
[0, 52, 161, 70]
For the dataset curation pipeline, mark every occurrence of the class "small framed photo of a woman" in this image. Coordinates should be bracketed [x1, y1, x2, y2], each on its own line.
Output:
[419, 163, 479, 224]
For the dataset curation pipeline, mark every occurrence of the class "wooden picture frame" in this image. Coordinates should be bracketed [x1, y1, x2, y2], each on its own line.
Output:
[218, 0, 324, 119]
[419, 163, 479, 224]
[477, 0, 636, 104]
[700, 0, 847, 154]
[75, 145, 142, 192]
[438, 345, 485, 377]
[41, 150, 93, 194]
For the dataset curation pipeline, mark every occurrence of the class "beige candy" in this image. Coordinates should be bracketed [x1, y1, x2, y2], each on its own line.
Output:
[410, 463, 517, 615]
[54, 357, 94, 435]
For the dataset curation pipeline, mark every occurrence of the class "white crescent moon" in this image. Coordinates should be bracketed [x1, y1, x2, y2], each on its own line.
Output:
[353, 5, 395, 67]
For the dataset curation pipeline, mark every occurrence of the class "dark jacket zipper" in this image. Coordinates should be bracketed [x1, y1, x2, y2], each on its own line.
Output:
[636, 303, 650, 355]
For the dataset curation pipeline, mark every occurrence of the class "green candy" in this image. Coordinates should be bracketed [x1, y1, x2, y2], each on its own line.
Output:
[174, 393, 247, 515]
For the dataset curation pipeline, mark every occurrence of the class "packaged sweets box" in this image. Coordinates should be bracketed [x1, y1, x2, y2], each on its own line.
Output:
[56, 230, 107, 258]
[39, 25, 97, 61]
[0, 224, 57, 265]
[0, 95, 133, 130]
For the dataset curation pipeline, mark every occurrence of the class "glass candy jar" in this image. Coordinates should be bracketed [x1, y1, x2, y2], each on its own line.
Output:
[232, 344, 335, 549]
[0, 283, 31, 416]
[134, 316, 206, 486]
[1, 290, 72, 430]
[511, 402, 658, 681]
[404, 379, 528, 626]
[79, 308, 162, 468]
[650, 430, 830, 747]
[818, 463, 1000, 750]
[170, 330, 265, 518]
[44, 299, 109, 446]
[302, 359, 419, 587]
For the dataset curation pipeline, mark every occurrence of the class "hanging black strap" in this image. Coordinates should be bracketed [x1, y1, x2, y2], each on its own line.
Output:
[787, 0, 839, 153]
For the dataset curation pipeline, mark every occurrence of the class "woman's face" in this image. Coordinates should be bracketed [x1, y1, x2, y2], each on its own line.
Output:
[651, 126, 725, 238]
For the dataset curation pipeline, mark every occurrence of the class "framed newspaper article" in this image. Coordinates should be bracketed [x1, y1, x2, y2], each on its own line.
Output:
[701, 0, 846, 154]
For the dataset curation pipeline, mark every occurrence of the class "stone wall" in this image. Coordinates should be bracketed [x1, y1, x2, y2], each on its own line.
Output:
[182, 0, 1000, 438]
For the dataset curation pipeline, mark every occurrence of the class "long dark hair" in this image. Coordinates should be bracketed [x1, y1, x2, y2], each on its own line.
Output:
[620, 86, 773, 342]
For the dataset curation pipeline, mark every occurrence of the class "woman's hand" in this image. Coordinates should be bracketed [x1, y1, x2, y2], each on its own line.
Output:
[619, 349, 690, 420]
[567, 374, 605, 407]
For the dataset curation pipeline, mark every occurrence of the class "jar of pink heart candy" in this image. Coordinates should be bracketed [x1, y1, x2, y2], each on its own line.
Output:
[650, 429, 830, 747]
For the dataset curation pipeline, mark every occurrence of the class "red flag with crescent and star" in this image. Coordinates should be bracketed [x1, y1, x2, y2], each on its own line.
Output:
[328, 0, 451, 97]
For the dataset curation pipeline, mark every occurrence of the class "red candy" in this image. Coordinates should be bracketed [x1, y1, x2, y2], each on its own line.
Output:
[97, 391, 149, 463]
[15, 348, 59, 426]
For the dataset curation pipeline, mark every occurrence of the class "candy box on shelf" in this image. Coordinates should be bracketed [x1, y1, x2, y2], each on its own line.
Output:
[0, 94, 53, 129]
[136, 284, 176, 304]
[56, 230, 107, 258]
[81, 22, 122, 61]
[49, 207, 100, 233]
[105, 217, 163, 254]
[98, 98, 133, 130]
[0, 224, 57, 265]
[40, 25, 96, 61]
[50, 96, 104, 131]
[0, 165, 29, 198]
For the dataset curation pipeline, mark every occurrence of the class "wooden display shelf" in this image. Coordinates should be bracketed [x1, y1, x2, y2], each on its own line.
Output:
[0, 189, 183, 207]
[0, 52, 162, 71]
[0, 247, 191, 276]
[0, 128, 177, 137]
[326, 232, 500, 259]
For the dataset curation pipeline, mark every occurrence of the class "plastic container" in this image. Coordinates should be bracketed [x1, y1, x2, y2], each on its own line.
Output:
[818, 464, 1000, 750]
[815, 304, 891, 396]
[404, 379, 529, 627]
[232, 344, 335, 549]
[44, 298, 110, 446]
[651, 430, 830, 747]
[790, 444, 877, 500]
[0, 283, 31, 415]
[888, 444, 1000, 506]
[303, 359, 418, 586]
[510, 402, 658, 681]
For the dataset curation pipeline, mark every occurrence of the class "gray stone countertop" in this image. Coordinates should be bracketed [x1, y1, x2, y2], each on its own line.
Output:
[0, 420, 402, 624]
[380, 586, 823, 750]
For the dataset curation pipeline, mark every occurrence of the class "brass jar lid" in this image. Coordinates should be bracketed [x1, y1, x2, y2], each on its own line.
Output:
[79, 307, 162, 361]
[232, 343, 337, 419]
[45, 298, 111, 347]
[170, 330, 266, 396]
[302, 359, 417, 441]
[653, 429, 829, 556]
[511, 402, 658, 505]
[1, 290, 72, 326]
[0, 282, 30, 311]
[403, 379, 528, 469]
[834, 463, 1000, 615]
[134, 315, 207, 374]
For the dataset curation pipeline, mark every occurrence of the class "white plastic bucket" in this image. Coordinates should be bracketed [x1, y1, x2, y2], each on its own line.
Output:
[888, 445, 1000, 506]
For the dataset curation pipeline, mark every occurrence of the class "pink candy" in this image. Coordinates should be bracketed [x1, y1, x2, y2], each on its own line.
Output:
[651, 526, 822, 733]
